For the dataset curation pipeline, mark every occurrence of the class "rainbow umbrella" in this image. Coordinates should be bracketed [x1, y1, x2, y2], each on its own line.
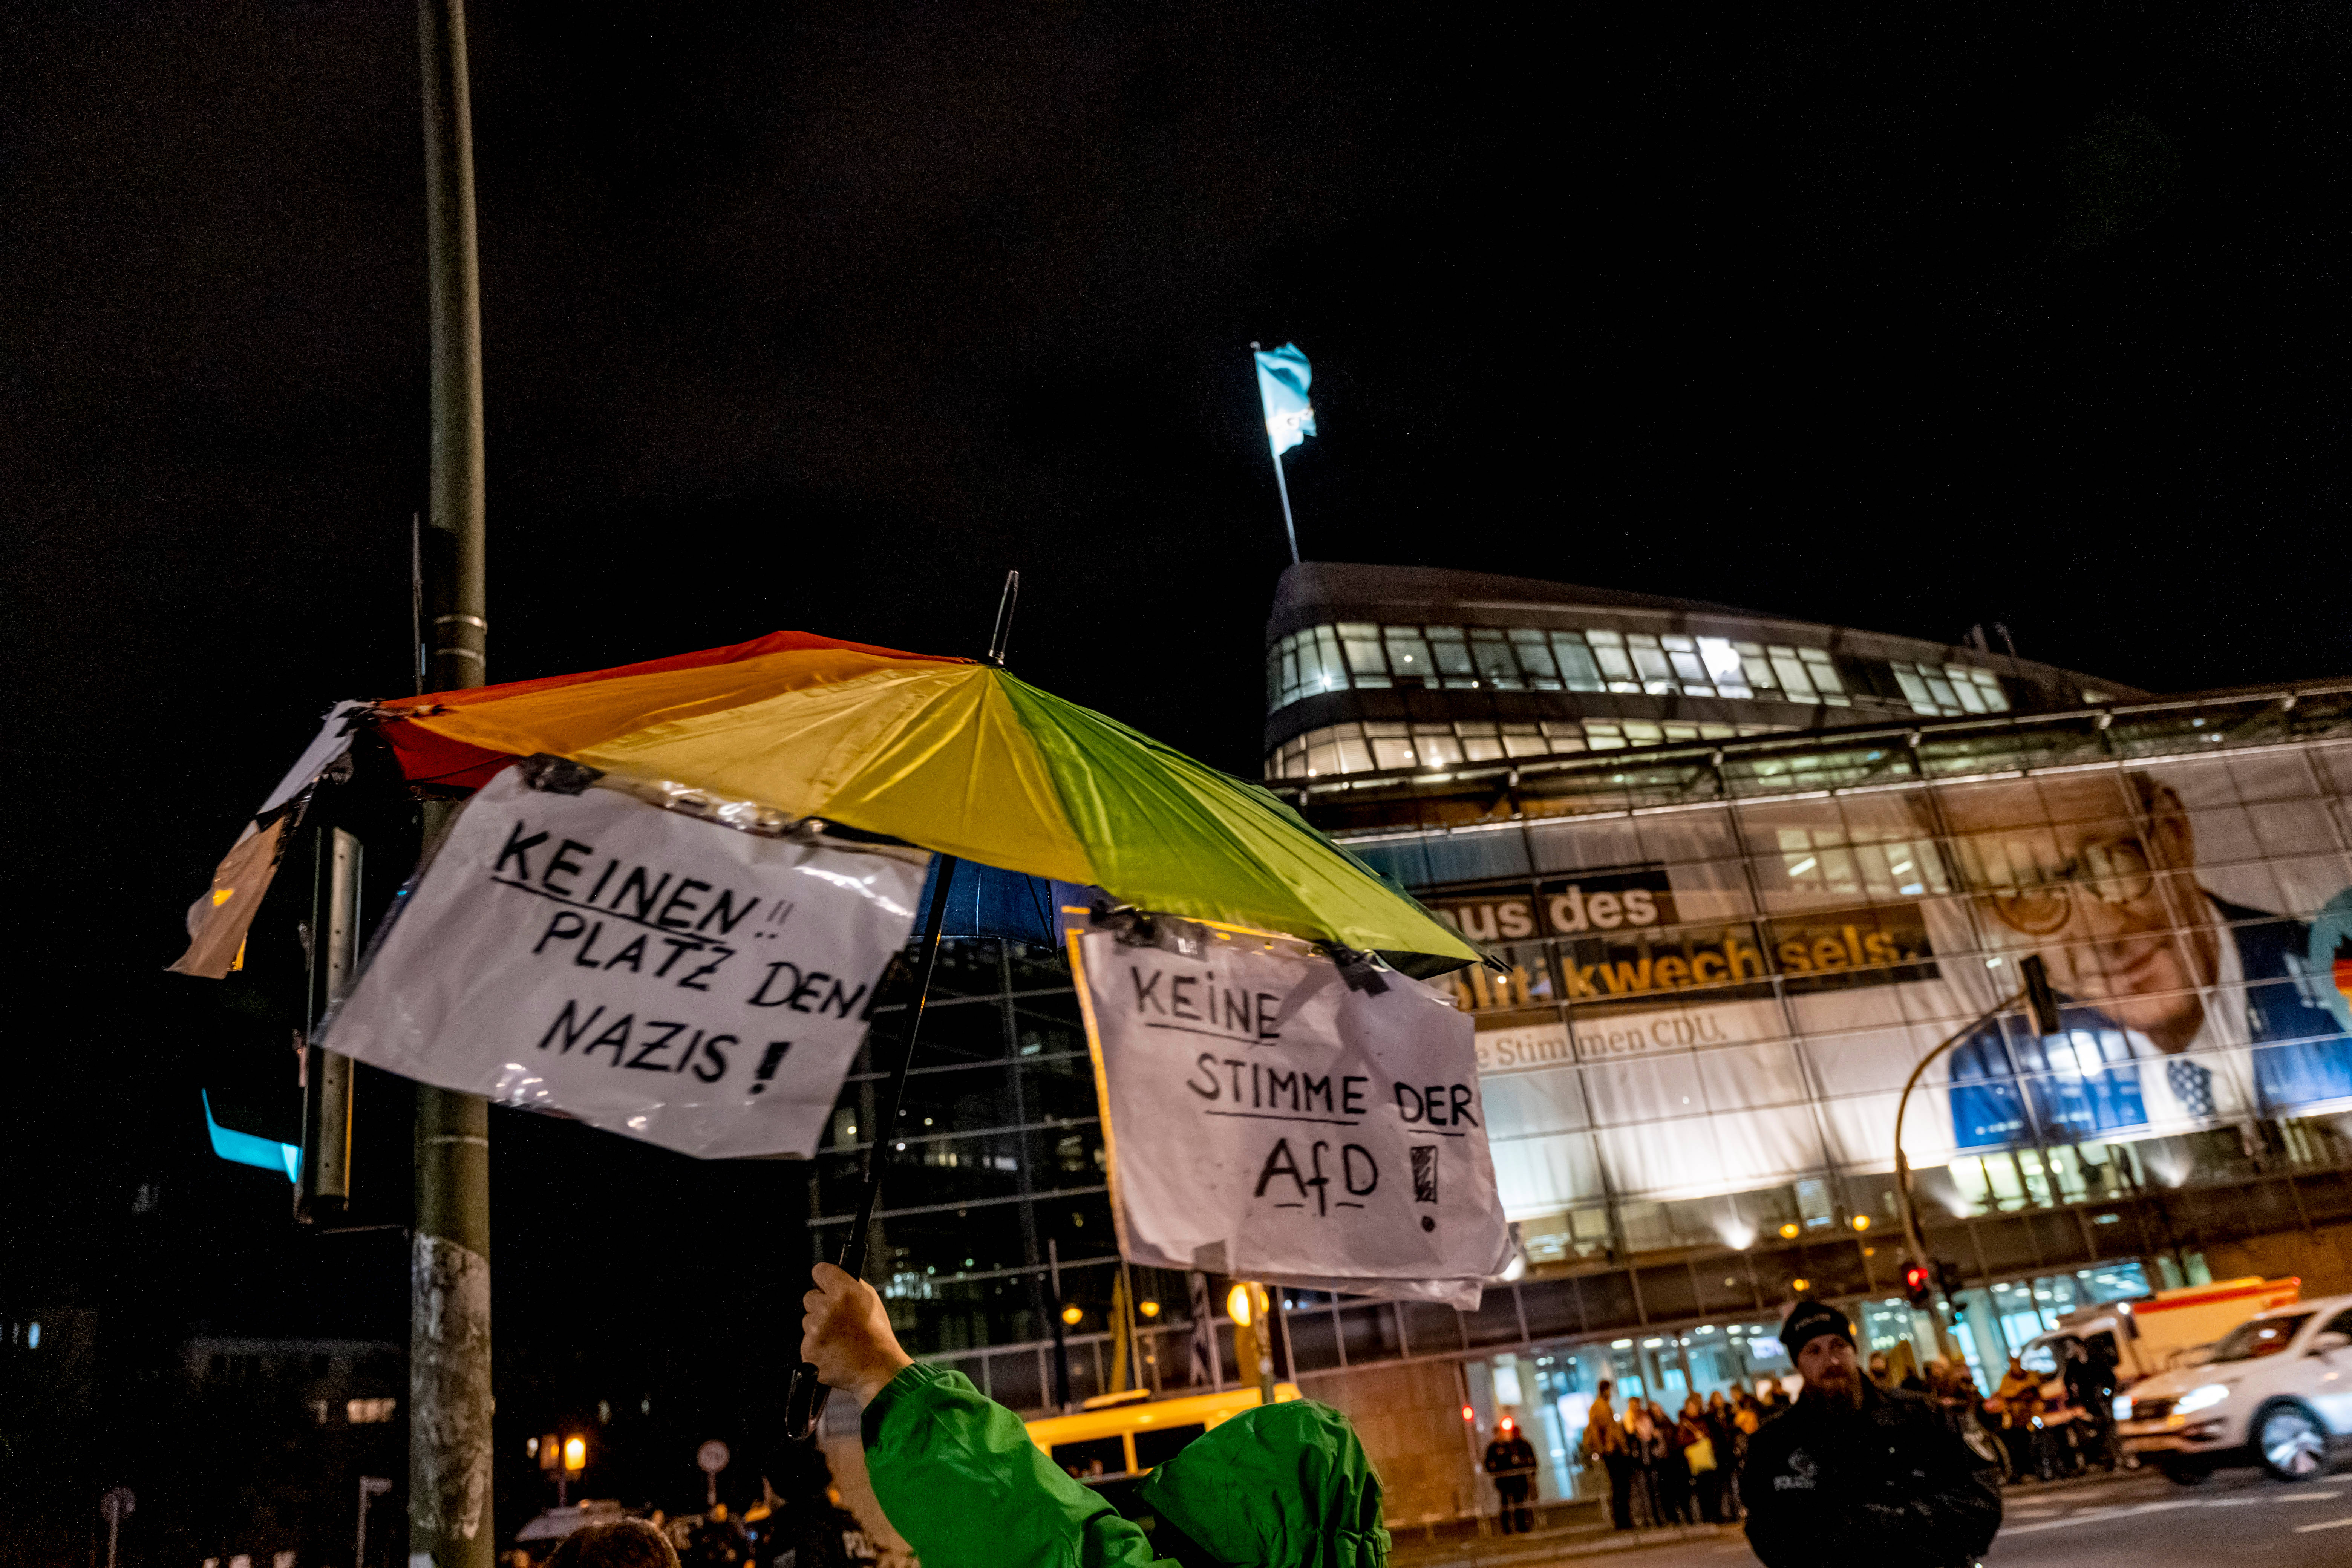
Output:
[360, 627, 1478, 971]
[213, 613, 1482, 1438]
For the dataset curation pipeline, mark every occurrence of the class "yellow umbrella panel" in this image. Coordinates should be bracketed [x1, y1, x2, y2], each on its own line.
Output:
[391, 644, 1476, 971]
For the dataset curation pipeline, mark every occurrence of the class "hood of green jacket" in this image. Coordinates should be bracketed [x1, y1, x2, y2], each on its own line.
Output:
[1134, 1399, 1390, 1568]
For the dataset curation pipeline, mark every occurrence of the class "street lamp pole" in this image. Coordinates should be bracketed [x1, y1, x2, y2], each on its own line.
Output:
[100, 1490, 135, 1568]
[1892, 954, 2063, 1357]
[356, 1475, 392, 1568]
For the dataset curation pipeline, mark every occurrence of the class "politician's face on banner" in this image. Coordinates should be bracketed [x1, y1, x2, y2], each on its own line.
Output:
[1937, 772, 2217, 1051]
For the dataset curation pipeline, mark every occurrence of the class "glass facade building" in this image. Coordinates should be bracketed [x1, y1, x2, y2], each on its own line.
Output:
[1262, 564, 2123, 782]
[809, 562, 2352, 1527]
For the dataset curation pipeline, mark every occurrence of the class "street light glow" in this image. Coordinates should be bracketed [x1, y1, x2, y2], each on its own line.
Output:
[563, 1436, 586, 1472]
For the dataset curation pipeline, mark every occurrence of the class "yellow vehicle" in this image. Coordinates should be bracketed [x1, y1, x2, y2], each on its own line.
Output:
[1025, 1384, 1303, 1484]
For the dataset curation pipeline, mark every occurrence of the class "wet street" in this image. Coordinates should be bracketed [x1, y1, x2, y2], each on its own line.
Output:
[1398, 1467, 2352, 1568]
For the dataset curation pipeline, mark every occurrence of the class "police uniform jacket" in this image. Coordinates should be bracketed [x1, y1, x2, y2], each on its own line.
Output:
[1483, 1436, 1537, 1484]
[1738, 1378, 2002, 1568]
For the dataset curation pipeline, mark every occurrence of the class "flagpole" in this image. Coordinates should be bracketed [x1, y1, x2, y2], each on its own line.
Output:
[1269, 443, 1300, 565]
[1252, 342, 1301, 565]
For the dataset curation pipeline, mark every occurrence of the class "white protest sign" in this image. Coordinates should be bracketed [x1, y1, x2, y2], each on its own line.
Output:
[322, 766, 923, 1159]
[1070, 919, 1512, 1310]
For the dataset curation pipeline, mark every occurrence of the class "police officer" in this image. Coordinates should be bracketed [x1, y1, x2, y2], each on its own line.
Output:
[1483, 1415, 1539, 1534]
[1740, 1300, 2002, 1568]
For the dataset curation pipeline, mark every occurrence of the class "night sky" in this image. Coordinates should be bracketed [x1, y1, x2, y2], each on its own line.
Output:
[8, 0, 2350, 1527]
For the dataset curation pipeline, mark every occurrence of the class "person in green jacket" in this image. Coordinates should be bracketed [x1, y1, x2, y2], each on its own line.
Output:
[799, 1262, 1391, 1568]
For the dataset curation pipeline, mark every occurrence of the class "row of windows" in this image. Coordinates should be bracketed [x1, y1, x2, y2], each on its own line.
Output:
[1266, 622, 2019, 722]
[1890, 661, 2011, 718]
[1268, 718, 1795, 779]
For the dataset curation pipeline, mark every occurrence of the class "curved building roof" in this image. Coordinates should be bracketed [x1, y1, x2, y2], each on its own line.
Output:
[1262, 562, 2147, 782]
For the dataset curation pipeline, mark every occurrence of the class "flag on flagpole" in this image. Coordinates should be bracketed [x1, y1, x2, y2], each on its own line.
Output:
[1253, 343, 1316, 456]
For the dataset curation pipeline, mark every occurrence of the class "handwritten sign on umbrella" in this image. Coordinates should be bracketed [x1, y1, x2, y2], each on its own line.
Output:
[322, 765, 923, 1159]
[1070, 917, 1511, 1309]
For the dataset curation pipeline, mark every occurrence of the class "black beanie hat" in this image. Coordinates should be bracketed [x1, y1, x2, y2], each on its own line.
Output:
[1780, 1300, 1853, 1359]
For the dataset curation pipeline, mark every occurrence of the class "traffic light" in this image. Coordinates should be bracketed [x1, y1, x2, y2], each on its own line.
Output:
[182, 749, 420, 1222]
[1936, 1259, 1966, 1304]
[1903, 1261, 1933, 1307]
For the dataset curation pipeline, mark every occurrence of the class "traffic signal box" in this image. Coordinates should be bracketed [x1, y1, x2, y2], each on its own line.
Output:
[1903, 1262, 1933, 1308]
[187, 739, 421, 1224]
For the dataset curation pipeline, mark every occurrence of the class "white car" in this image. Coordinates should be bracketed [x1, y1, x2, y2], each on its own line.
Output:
[2118, 1292, 2352, 1483]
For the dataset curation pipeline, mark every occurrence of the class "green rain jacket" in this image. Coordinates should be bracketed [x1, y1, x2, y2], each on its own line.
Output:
[861, 1364, 1390, 1568]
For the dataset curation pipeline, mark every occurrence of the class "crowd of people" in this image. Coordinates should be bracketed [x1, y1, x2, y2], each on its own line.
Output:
[1534, 1334, 2116, 1535]
[1572, 1380, 1779, 1530]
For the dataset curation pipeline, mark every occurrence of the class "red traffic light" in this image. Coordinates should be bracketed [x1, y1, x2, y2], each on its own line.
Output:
[1902, 1263, 1933, 1306]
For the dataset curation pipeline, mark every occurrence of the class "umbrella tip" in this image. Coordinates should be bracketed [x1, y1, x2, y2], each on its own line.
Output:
[986, 570, 1021, 668]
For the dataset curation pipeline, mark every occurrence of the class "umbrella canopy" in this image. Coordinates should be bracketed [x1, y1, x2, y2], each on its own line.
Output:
[365, 631, 1479, 972]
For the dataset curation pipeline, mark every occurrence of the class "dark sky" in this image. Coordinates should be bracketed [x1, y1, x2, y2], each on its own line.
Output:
[6, 0, 2350, 1519]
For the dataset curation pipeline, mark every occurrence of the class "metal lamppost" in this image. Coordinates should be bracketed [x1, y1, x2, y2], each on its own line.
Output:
[557, 1436, 586, 1508]
[357, 1476, 392, 1568]
[1892, 954, 2064, 1354]
[100, 1488, 134, 1568]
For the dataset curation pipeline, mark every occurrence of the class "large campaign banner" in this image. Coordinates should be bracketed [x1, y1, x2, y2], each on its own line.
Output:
[1068, 917, 1513, 1309]
[1404, 744, 2352, 1217]
[322, 766, 925, 1159]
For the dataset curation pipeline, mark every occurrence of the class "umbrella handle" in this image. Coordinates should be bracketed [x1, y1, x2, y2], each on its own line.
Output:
[783, 1359, 828, 1443]
[785, 856, 959, 1442]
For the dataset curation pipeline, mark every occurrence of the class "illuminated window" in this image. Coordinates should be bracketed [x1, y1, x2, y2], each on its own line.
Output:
[1426, 626, 1477, 683]
[1890, 661, 2009, 717]
[1336, 623, 1388, 686]
[1414, 724, 1465, 767]
[347, 1397, 397, 1424]
[1461, 628, 1517, 688]
[1660, 634, 1712, 690]
[1625, 633, 1678, 692]
[1731, 640, 1851, 707]
[1381, 627, 1434, 683]
[1584, 629, 1640, 690]
[1364, 721, 1416, 770]
[1697, 637, 1750, 696]
[1500, 723, 1549, 758]
[1550, 632, 1605, 691]
[1508, 629, 1558, 687]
